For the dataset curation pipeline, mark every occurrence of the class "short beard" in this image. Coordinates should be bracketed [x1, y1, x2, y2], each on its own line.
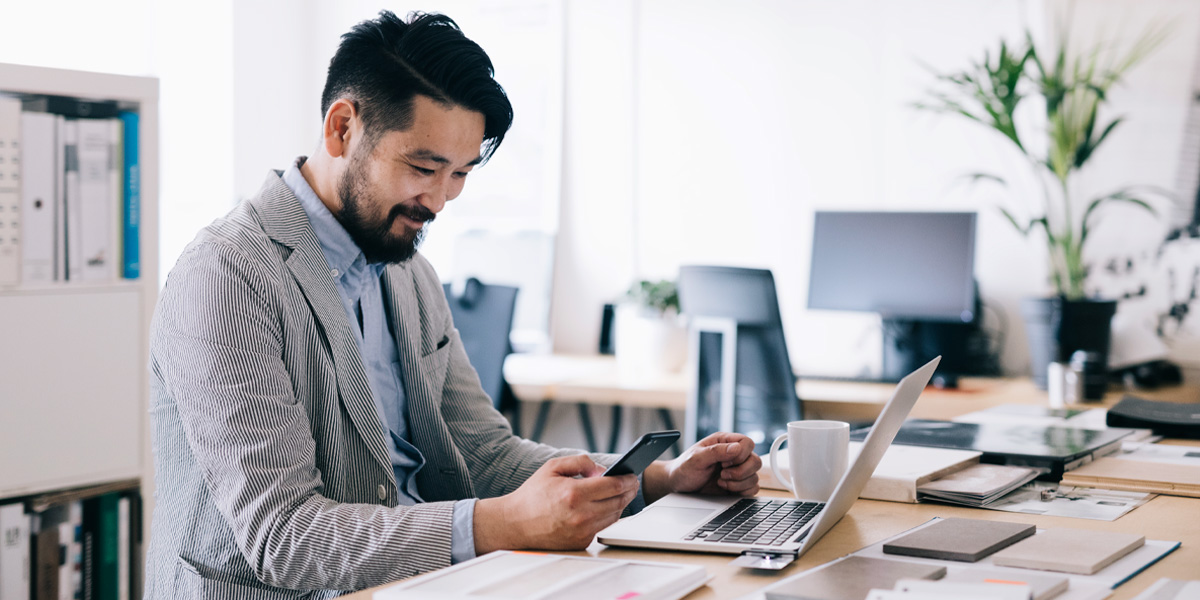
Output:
[335, 151, 434, 264]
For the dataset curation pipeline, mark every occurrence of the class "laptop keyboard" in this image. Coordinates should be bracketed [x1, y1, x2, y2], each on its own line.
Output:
[682, 498, 824, 546]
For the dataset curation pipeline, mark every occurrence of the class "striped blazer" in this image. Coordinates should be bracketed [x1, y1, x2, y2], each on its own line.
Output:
[146, 172, 605, 599]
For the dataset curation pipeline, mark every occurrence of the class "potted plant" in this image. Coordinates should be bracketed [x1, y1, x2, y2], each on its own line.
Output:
[614, 279, 687, 377]
[917, 23, 1170, 387]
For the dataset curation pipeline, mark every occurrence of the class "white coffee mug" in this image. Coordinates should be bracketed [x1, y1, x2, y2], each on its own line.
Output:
[769, 420, 850, 502]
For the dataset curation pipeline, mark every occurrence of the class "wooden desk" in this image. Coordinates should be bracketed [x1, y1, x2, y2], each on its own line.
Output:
[502, 354, 902, 451]
[341, 372, 1200, 600]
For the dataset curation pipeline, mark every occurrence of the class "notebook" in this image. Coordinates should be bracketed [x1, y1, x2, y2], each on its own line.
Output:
[882, 518, 1035, 562]
[991, 528, 1145, 575]
[916, 464, 1040, 507]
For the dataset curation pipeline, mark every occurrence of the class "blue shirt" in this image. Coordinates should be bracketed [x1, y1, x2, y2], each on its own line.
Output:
[284, 160, 476, 564]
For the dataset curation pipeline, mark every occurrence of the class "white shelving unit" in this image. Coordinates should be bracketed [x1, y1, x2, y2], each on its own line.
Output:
[0, 62, 159, 535]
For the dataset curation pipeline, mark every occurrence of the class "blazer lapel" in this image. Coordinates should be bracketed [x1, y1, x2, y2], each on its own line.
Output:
[383, 264, 472, 500]
[250, 172, 393, 477]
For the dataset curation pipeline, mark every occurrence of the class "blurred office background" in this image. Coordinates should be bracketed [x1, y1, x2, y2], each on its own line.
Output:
[5, 0, 1199, 443]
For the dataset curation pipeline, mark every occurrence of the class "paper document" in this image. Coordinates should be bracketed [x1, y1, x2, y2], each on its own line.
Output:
[984, 482, 1153, 521]
[1114, 442, 1200, 467]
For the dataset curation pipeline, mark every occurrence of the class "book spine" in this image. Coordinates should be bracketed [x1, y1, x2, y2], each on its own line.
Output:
[68, 502, 81, 600]
[88, 495, 118, 600]
[33, 513, 60, 600]
[56, 521, 71, 600]
[0, 502, 31, 600]
[0, 96, 20, 286]
[118, 112, 138, 280]
[108, 120, 122, 281]
[77, 119, 114, 282]
[115, 498, 127, 600]
[19, 111, 59, 283]
[80, 497, 96, 600]
[52, 115, 65, 281]
[124, 494, 140, 600]
[62, 119, 82, 281]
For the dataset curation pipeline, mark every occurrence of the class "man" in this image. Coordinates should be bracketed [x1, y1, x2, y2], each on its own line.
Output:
[146, 11, 761, 599]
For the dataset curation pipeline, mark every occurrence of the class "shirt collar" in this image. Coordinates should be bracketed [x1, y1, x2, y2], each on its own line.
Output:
[283, 156, 370, 280]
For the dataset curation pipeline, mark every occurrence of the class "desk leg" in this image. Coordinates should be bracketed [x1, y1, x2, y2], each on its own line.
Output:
[607, 405, 623, 453]
[577, 403, 598, 453]
[531, 400, 553, 442]
[658, 408, 680, 457]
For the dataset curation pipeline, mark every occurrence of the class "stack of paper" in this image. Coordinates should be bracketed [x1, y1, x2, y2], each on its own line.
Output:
[373, 551, 709, 600]
[917, 464, 1040, 507]
[1060, 443, 1200, 498]
[1060, 458, 1200, 498]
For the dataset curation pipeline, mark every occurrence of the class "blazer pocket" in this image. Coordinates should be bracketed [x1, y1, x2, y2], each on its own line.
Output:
[176, 557, 307, 600]
[419, 341, 452, 382]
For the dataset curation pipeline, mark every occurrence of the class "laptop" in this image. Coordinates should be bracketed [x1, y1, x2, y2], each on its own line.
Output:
[597, 356, 940, 557]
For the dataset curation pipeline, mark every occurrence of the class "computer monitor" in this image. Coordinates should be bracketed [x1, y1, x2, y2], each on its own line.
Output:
[807, 211, 979, 380]
[678, 266, 802, 452]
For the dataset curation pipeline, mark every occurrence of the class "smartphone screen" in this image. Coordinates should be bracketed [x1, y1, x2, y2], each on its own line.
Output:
[603, 430, 681, 477]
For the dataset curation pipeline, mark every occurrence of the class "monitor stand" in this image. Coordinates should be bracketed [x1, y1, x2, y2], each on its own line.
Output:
[881, 319, 924, 383]
[882, 317, 985, 382]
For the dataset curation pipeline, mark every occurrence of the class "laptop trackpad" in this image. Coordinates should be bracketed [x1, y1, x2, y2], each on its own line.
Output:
[632, 506, 715, 538]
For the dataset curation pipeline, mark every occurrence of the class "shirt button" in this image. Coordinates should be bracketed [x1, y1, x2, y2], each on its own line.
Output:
[331, 268, 340, 278]
[377, 484, 387, 500]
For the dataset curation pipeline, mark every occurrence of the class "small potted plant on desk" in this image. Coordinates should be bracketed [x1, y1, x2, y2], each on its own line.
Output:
[917, 23, 1172, 388]
[614, 279, 687, 378]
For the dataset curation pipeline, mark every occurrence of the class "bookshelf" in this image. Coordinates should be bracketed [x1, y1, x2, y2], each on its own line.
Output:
[0, 62, 158, 597]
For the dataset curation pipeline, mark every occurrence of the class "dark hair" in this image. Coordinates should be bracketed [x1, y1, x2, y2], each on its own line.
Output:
[321, 11, 513, 162]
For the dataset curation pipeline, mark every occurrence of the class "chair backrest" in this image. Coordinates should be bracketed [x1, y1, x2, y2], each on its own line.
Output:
[678, 266, 802, 452]
[443, 277, 519, 408]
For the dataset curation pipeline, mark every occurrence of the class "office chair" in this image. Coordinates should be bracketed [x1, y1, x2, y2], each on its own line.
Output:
[677, 266, 803, 453]
[443, 277, 522, 435]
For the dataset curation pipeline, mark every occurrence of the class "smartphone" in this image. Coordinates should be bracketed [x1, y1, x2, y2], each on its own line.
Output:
[603, 430, 681, 477]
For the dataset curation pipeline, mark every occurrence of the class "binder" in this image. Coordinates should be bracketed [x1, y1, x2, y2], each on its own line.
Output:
[108, 120, 123, 280]
[19, 111, 59, 284]
[0, 502, 31, 600]
[76, 118, 115, 282]
[118, 112, 138, 280]
[63, 119, 81, 281]
[53, 115, 66, 281]
[0, 96, 20, 286]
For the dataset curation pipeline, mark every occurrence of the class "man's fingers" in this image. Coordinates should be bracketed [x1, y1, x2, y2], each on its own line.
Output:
[572, 472, 637, 501]
[546, 454, 603, 477]
[719, 454, 763, 481]
[589, 487, 638, 516]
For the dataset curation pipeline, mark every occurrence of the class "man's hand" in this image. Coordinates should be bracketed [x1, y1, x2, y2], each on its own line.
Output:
[642, 432, 761, 504]
[473, 454, 639, 553]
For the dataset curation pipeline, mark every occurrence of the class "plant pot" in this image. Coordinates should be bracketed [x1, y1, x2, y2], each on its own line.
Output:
[613, 303, 687, 378]
[1020, 297, 1118, 389]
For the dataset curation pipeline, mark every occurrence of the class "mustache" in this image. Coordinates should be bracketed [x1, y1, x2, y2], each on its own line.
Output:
[389, 202, 436, 226]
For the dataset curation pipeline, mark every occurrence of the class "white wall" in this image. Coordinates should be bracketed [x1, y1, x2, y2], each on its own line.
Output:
[232, 0, 323, 201]
[0, 0, 237, 285]
[556, 0, 1200, 378]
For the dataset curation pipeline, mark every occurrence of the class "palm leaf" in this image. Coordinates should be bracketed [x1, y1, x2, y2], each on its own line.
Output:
[1080, 188, 1159, 244]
